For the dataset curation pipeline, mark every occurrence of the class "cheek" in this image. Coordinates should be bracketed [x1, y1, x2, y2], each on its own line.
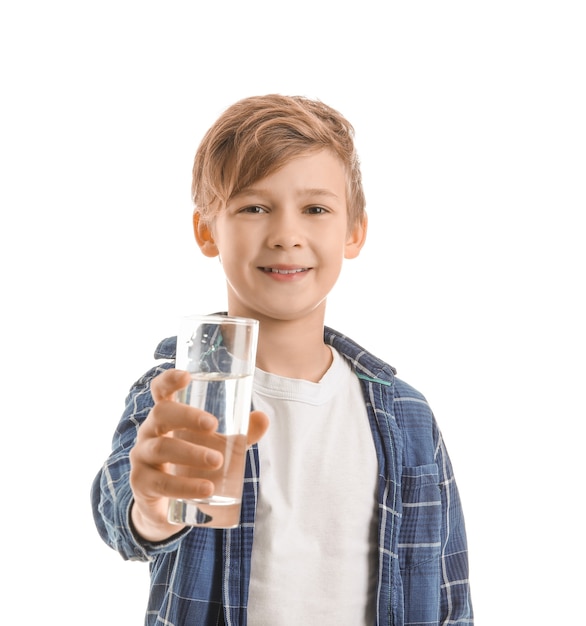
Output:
[216, 238, 252, 278]
[219, 238, 248, 264]
[214, 225, 243, 255]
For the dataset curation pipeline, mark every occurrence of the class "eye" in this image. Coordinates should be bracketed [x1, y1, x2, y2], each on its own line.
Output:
[240, 205, 267, 214]
[305, 205, 328, 215]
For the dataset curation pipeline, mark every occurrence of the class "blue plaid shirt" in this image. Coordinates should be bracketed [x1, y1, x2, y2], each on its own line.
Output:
[92, 327, 473, 625]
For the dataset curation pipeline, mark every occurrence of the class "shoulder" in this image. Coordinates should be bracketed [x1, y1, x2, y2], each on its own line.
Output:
[392, 376, 427, 402]
[325, 326, 438, 430]
[121, 337, 176, 409]
[392, 377, 432, 415]
[154, 336, 177, 360]
[325, 326, 430, 408]
[324, 326, 396, 382]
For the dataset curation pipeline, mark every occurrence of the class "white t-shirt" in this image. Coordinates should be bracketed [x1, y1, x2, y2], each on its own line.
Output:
[248, 347, 379, 625]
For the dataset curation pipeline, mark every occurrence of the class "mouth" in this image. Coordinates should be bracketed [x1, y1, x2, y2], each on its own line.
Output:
[259, 267, 309, 275]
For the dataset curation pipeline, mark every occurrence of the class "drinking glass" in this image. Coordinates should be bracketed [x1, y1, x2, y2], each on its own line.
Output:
[167, 314, 258, 528]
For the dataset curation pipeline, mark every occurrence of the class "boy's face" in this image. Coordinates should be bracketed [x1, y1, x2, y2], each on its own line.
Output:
[194, 149, 366, 324]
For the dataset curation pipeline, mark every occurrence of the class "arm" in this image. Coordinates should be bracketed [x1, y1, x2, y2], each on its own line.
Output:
[91, 363, 269, 560]
[392, 377, 473, 623]
[90, 362, 187, 561]
[434, 421, 474, 623]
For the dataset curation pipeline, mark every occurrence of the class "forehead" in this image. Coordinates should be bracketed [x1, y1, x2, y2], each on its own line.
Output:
[234, 149, 348, 199]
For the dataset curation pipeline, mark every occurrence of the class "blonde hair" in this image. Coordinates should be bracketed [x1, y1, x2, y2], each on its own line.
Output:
[192, 94, 365, 226]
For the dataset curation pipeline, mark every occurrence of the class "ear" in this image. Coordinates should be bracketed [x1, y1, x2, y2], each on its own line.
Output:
[193, 210, 220, 258]
[344, 213, 368, 259]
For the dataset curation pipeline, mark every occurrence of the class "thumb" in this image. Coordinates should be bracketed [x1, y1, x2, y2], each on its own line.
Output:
[247, 411, 270, 447]
[151, 368, 191, 403]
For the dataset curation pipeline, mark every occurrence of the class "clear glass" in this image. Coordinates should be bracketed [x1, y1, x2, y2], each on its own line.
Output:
[167, 314, 258, 528]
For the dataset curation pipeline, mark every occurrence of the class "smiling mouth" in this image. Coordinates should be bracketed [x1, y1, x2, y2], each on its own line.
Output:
[259, 267, 309, 274]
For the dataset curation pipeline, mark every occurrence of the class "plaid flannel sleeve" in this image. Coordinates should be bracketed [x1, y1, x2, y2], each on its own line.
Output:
[394, 383, 473, 625]
[90, 361, 185, 561]
[433, 420, 474, 624]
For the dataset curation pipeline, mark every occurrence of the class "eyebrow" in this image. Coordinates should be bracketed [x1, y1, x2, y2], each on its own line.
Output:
[234, 187, 341, 201]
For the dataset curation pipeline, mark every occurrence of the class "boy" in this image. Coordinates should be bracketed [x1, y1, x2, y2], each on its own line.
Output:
[92, 94, 473, 625]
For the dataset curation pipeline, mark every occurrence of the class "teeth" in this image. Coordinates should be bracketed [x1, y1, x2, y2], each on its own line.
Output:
[266, 268, 306, 274]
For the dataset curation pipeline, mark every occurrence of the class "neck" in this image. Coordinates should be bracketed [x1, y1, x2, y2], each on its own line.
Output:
[232, 309, 331, 383]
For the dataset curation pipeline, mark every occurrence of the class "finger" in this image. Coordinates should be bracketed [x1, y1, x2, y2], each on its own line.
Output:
[138, 433, 223, 470]
[131, 464, 215, 501]
[140, 400, 218, 439]
[247, 410, 270, 447]
[151, 368, 191, 403]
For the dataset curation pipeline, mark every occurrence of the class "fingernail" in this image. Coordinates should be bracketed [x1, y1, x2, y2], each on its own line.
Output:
[201, 415, 217, 430]
[206, 450, 222, 466]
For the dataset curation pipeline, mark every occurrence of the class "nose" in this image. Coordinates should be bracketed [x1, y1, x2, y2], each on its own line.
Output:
[266, 211, 305, 249]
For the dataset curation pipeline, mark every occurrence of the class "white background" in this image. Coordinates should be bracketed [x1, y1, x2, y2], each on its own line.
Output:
[1, 1, 584, 624]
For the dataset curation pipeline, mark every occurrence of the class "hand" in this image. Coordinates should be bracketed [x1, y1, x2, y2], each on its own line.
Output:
[129, 368, 269, 542]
